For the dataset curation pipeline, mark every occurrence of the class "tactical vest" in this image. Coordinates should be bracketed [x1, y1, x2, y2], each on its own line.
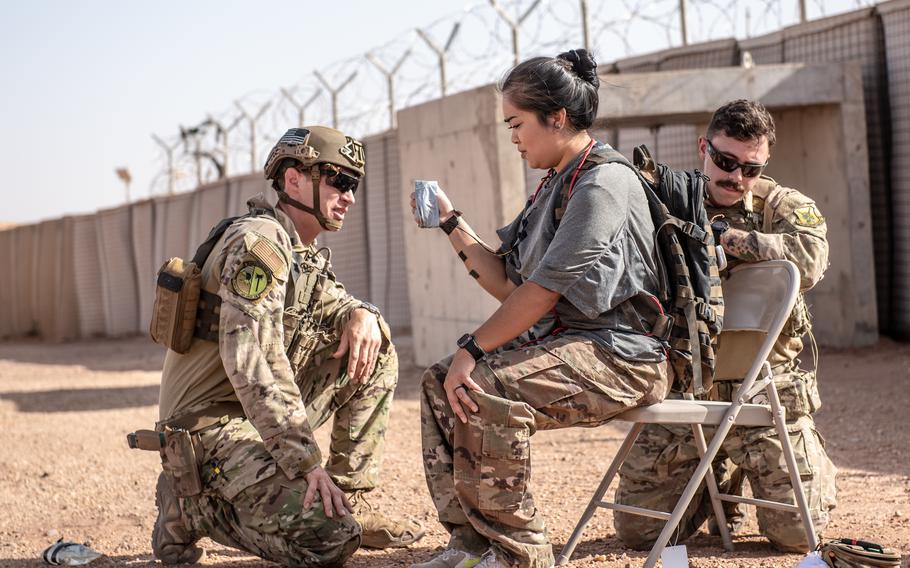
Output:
[716, 176, 812, 345]
[180, 209, 330, 370]
[551, 144, 724, 395]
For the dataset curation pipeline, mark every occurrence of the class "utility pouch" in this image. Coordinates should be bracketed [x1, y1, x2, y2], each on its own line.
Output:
[160, 428, 203, 497]
[819, 539, 901, 567]
[149, 257, 203, 354]
[126, 429, 166, 451]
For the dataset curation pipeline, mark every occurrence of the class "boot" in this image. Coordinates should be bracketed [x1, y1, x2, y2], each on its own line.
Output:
[707, 511, 746, 537]
[152, 473, 205, 565]
[408, 548, 482, 568]
[349, 490, 426, 549]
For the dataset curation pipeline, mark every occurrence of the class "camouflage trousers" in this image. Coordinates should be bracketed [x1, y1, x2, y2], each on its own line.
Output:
[614, 367, 838, 552]
[421, 335, 670, 568]
[180, 343, 399, 567]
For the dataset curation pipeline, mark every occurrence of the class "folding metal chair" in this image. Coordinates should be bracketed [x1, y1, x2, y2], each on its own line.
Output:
[556, 259, 818, 567]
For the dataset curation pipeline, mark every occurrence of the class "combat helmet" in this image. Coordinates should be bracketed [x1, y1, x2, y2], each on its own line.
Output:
[264, 126, 365, 231]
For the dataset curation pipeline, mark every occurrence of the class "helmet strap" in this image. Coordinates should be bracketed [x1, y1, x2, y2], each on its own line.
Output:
[275, 167, 342, 231]
[311, 166, 343, 231]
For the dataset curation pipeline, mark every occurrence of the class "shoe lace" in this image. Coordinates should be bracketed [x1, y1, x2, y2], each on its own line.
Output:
[349, 489, 375, 513]
[475, 551, 506, 568]
[438, 549, 464, 561]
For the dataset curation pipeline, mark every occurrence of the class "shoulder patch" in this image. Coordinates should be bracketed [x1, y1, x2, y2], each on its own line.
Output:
[232, 261, 273, 300]
[793, 204, 824, 227]
[248, 237, 287, 276]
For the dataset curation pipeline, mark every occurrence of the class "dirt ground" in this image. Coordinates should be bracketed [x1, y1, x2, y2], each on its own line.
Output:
[0, 335, 907, 568]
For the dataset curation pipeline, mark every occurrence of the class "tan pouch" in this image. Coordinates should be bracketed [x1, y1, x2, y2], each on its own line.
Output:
[160, 428, 203, 498]
[150, 257, 202, 354]
[820, 540, 902, 567]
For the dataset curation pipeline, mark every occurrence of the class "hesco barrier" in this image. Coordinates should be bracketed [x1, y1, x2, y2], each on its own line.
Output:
[0, 131, 414, 341]
[747, 7, 895, 332]
[880, 0, 910, 337]
[3, 1, 910, 342]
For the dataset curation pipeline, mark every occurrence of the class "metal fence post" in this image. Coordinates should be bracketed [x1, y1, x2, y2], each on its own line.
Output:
[314, 70, 358, 129]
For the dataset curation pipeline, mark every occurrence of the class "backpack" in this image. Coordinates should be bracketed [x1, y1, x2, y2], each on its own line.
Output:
[554, 143, 724, 395]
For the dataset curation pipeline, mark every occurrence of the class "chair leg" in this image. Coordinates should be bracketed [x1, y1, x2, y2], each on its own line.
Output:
[556, 423, 645, 566]
[765, 378, 819, 551]
[691, 422, 734, 552]
[642, 394, 751, 568]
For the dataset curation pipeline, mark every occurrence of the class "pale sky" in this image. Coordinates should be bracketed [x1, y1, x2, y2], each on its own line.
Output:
[1, 0, 872, 224]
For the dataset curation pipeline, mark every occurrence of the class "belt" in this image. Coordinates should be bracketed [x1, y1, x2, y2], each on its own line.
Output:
[157, 401, 245, 434]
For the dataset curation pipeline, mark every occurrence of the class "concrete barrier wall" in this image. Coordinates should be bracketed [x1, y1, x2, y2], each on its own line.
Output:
[398, 85, 526, 366]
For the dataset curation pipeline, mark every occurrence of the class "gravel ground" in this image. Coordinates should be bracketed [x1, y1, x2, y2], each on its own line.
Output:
[0, 335, 907, 567]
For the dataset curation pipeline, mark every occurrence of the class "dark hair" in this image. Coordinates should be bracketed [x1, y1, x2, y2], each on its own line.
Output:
[499, 48, 600, 131]
[707, 99, 777, 147]
[271, 158, 306, 192]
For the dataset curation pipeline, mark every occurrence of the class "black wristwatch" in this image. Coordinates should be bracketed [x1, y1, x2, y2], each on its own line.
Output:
[440, 210, 463, 235]
[456, 333, 486, 361]
[710, 219, 730, 245]
[356, 302, 382, 317]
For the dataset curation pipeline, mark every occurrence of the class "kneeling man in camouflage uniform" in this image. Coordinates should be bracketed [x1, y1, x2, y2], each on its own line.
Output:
[614, 99, 838, 552]
[150, 127, 423, 566]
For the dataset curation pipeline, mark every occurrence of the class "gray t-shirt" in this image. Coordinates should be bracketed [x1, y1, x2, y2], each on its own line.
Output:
[496, 143, 666, 362]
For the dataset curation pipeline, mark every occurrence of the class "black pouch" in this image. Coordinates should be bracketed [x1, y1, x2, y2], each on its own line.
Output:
[160, 428, 203, 497]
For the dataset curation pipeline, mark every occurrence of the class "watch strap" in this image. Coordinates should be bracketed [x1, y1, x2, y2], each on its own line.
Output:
[440, 210, 463, 235]
[457, 333, 486, 361]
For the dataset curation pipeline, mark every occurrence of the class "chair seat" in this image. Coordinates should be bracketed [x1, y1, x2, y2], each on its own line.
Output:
[616, 400, 774, 427]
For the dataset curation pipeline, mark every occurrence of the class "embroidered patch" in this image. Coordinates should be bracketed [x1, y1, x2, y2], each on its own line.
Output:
[232, 261, 272, 300]
[339, 136, 365, 168]
[249, 237, 286, 277]
[793, 204, 824, 227]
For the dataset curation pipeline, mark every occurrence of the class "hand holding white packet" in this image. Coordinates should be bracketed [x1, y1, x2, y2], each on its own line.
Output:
[414, 180, 441, 228]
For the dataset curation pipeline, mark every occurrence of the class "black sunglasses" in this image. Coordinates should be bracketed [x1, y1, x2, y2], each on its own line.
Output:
[706, 139, 767, 178]
[320, 163, 360, 194]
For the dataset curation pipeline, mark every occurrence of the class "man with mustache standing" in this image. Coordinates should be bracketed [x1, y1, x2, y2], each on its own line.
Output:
[613, 100, 838, 552]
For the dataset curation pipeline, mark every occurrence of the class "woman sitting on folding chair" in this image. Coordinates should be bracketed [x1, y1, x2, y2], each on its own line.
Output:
[407, 49, 671, 568]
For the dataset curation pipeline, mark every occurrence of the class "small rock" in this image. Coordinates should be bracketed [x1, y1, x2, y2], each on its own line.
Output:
[894, 510, 903, 517]
[46, 528, 60, 539]
[593, 554, 607, 561]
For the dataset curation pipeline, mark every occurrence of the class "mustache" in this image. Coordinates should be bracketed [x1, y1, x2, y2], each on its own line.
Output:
[716, 179, 744, 192]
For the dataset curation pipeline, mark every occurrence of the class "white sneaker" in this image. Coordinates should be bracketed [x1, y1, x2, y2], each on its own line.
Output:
[408, 548, 482, 568]
[474, 551, 511, 568]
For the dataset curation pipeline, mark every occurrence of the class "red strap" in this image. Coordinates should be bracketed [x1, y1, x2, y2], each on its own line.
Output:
[566, 139, 597, 200]
[531, 170, 555, 204]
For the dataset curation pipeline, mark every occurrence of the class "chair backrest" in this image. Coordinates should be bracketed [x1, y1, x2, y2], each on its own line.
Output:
[714, 260, 800, 381]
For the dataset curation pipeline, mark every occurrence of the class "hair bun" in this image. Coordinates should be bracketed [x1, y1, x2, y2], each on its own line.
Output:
[558, 49, 599, 88]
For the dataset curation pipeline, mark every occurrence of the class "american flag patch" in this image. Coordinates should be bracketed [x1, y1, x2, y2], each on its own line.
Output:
[278, 128, 310, 146]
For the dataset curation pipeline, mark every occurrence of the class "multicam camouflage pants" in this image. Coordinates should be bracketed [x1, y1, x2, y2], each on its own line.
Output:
[180, 343, 399, 567]
[421, 335, 670, 568]
[614, 366, 838, 552]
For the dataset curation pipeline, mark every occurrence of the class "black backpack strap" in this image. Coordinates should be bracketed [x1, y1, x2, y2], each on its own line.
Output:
[189, 209, 279, 342]
[191, 216, 241, 267]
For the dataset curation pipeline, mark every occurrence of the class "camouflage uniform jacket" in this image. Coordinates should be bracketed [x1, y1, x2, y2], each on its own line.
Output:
[158, 194, 379, 480]
[706, 176, 828, 369]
